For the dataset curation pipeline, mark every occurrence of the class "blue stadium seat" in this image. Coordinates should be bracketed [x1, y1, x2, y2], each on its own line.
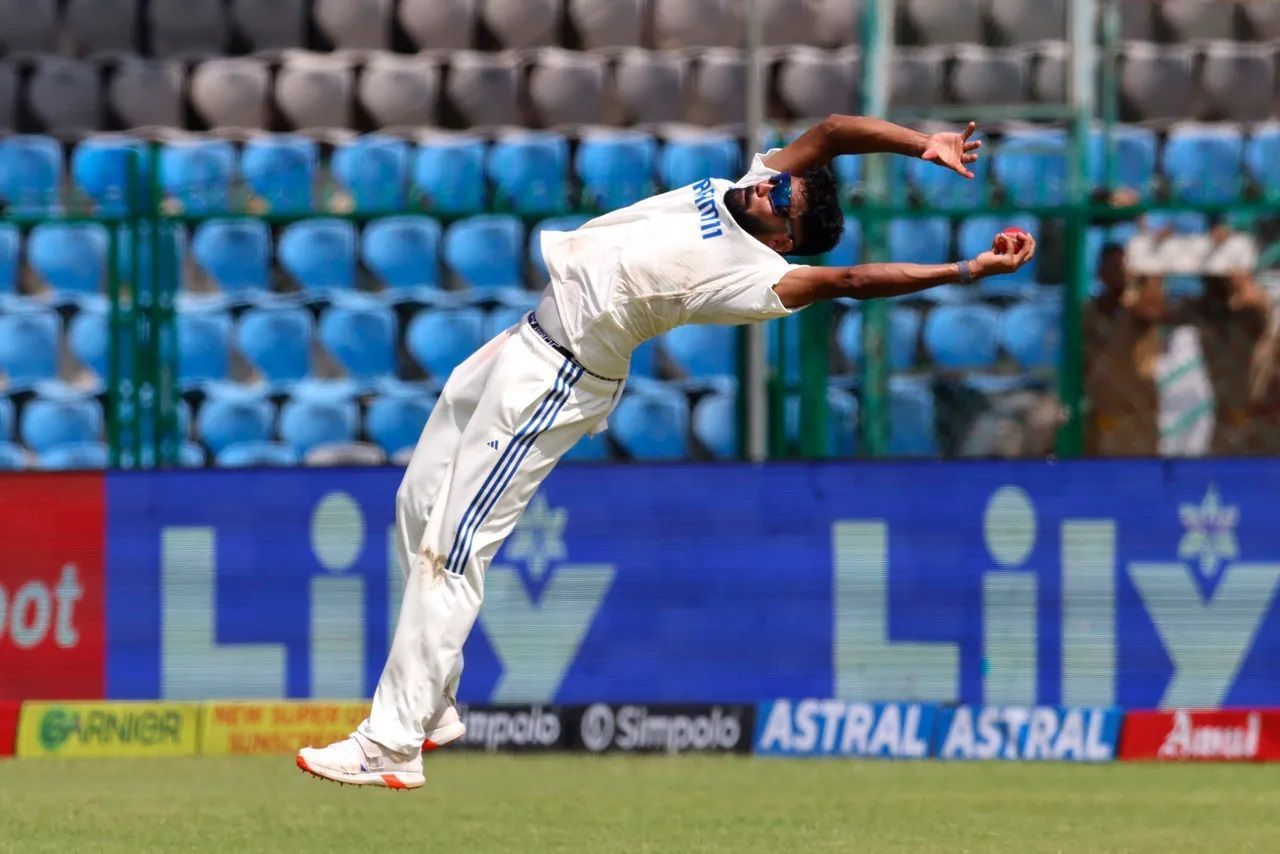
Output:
[907, 146, 991, 208]
[365, 394, 432, 456]
[1001, 299, 1061, 371]
[889, 376, 937, 456]
[319, 298, 396, 381]
[0, 395, 11, 440]
[824, 218, 861, 266]
[279, 219, 357, 295]
[662, 324, 736, 379]
[197, 394, 274, 454]
[242, 134, 317, 213]
[887, 217, 951, 266]
[332, 134, 410, 212]
[279, 397, 358, 455]
[487, 131, 570, 215]
[923, 304, 1001, 370]
[406, 307, 486, 378]
[414, 136, 487, 215]
[192, 219, 272, 299]
[28, 223, 109, 304]
[692, 390, 737, 458]
[1245, 124, 1280, 200]
[236, 306, 312, 383]
[179, 441, 207, 468]
[1163, 124, 1244, 205]
[562, 431, 610, 461]
[68, 308, 108, 377]
[957, 214, 1038, 295]
[1088, 125, 1156, 195]
[0, 135, 63, 215]
[529, 215, 591, 283]
[610, 386, 688, 459]
[836, 306, 921, 371]
[484, 304, 531, 339]
[160, 139, 236, 214]
[442, 215, 525, 291]
[73, 136, 152, 214]
[0, 309, 59, 387]
[827, 388, 858, 456]
[286, 378, 361, 404]
[361, 216, 443, 302]
[832, 154, 862, 191]
[37, 442, 108, 470]
[994, 129, 1067, 205]
[630, 338, 658, 378]
[576, 132, 658, 211]
[784, 387, 860, 457]
[20, 395, 102, 453]
[0, 441, 26, 470]
[177, 309, 232, 387]
[659, 133, 741, 189]
[216, 440, 299, 467]
[0, 224, 21, 303]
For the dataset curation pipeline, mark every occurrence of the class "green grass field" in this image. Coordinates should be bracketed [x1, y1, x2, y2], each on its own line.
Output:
[2, 754, 1278, 853]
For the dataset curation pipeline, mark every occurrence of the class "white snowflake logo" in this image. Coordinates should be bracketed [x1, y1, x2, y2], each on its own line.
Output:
[1177, 485, 1239, 580]
[504, 494, 567, 583]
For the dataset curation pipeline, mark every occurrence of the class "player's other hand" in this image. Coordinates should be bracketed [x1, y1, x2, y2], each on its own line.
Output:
[973, 232, 1036, 277]
[921, 122, 982, 179]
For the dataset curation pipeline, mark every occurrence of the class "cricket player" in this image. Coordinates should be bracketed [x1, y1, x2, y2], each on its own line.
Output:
[297, 114, 1035, 788]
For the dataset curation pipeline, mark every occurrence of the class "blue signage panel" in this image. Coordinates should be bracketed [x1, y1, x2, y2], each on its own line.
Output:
[104, 459, 1280, 708]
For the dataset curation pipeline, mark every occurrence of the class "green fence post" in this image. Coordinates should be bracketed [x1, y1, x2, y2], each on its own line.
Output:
[106, 225, 122, 468]
[798, 301, 830, 457]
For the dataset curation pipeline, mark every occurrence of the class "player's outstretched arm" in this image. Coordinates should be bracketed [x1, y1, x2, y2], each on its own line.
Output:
[772, 232, 1036, 310]
[763, 115, 982, 178]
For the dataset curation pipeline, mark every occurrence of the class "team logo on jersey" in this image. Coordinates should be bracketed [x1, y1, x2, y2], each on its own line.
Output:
[691, 178, 724, 240]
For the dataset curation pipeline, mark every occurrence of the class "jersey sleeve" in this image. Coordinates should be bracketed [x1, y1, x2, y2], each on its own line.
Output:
[733, 149, 784, 188]
[685, 258, 809, 324]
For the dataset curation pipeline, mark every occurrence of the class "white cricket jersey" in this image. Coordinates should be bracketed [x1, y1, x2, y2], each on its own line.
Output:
[540, 151, 808, 378]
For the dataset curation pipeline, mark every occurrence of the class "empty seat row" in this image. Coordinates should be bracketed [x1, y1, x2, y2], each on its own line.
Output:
[4, 130, 746, 216]
[9, 42, 1280, 137]
[833, 299, 1061, 375]
[0, 0, 869, 59]
[899, 0, 1280, 47]
[0, 46, 870, 136]
[14, 120, 1280, 222]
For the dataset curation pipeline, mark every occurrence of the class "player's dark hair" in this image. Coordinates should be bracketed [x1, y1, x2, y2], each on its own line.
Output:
[792, 164, 844, 257]
[1100, 241, 1125, 257]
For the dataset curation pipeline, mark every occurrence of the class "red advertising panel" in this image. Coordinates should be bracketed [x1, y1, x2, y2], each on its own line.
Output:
[0, 701, 18, 755]
[0, 473, 105, 700]
[1119, 709, 1280, 761]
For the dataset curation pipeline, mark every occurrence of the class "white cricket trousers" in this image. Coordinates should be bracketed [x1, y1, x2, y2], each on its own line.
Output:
[359, 316, 621, 754]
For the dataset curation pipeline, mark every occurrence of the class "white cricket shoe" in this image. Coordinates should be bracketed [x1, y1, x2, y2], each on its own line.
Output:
[423, 702, 466, 752]
[296, 733, 424, 790]
[295, 705, 466, 789]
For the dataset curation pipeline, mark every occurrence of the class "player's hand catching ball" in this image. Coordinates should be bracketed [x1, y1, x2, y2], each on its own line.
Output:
[972, 228, 1036, 278]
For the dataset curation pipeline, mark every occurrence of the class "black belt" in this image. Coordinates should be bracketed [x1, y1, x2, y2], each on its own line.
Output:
[526, 312, 621, 383]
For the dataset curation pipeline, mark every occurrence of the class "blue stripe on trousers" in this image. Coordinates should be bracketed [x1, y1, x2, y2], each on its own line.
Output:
[449, 363, 582, 574]
[446, 359, 581, 575]
[446, 362, 581, 575]
[444, 359, 573, 573]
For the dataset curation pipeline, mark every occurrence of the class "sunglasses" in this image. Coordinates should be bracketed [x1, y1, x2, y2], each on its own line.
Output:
[768, 173, 795, 240]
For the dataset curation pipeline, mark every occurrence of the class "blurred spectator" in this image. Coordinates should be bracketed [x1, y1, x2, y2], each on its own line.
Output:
[1167, 225, 1272, 454]
[1083, 243, 1163, 456]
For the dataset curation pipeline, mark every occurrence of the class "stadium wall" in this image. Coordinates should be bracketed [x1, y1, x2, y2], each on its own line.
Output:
[3, 461, 1280, 711]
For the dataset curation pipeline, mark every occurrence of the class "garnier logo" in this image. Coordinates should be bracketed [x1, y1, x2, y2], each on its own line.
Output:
[35, 708, 185, 751]
[38, 708, 73, 750]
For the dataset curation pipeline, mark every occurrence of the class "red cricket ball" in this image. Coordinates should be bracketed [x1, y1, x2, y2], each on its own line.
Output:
[997, 226, 1028, 254]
